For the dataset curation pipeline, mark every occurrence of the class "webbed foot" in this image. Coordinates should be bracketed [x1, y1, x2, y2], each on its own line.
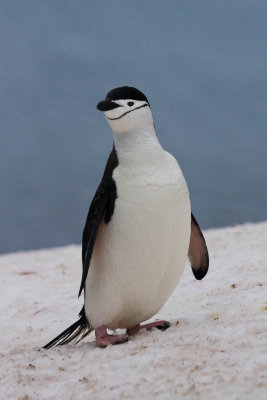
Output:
[95, 326, 129, 347]
[127, 320, 171, 336]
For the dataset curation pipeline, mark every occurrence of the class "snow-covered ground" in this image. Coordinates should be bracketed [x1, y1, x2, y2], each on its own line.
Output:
[1, 222, 266, 399]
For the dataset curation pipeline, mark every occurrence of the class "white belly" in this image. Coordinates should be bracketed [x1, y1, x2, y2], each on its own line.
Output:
[85, 153, 191, 329]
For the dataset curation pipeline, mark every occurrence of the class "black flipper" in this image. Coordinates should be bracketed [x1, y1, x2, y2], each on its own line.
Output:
[188, 213, 209, 280]
[43, 307, 92, 349]
[79, 146, 118, 297]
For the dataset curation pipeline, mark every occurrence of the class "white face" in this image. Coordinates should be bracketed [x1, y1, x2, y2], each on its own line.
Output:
[103, 99, 154, 134]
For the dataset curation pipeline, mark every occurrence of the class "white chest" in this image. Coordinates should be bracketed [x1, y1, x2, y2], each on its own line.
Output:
[112, 152, 190, 240]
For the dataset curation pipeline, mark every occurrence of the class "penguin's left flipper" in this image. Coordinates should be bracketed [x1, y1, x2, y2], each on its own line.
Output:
[188, 213, 209, 280]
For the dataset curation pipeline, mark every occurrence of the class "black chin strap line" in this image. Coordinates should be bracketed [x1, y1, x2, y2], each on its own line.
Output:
[107, 103, 149, 121]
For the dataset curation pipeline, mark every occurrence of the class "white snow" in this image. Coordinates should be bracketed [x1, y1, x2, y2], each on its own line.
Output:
[1, 222, 267, 399]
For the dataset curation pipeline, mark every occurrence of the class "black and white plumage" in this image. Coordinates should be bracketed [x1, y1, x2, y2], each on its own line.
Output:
[44, 86, 209, 349]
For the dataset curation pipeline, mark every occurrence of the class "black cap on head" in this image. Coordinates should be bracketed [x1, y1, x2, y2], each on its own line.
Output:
[105, 86, 149, 104]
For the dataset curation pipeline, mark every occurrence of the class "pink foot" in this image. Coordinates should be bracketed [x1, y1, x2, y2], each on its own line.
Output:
[95, 326, 129, 348]
[127, 320, 171, 336]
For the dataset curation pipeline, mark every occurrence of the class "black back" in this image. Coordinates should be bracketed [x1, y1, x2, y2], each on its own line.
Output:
[79, 146, 118, 297]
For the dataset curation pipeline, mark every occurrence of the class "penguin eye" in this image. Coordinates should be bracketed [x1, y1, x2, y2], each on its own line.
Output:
[127, 101, 134, 107]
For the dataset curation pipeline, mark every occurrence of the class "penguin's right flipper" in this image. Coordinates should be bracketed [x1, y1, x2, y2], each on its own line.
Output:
[79, 147, 118, 297]
[188, 213, 209, 280]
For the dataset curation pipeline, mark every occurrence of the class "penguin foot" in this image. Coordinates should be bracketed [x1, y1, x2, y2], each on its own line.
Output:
[95, 326, 129, 347]
[127, 320, 171, 336]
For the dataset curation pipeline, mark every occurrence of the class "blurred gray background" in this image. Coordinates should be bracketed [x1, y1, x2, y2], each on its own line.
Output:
[1, 0, 267, 254]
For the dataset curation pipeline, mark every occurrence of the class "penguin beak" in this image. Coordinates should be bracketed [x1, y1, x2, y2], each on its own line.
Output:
[97, 100, 121, 112]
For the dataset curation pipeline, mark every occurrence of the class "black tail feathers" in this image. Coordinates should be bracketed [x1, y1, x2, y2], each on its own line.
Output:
[43, 307, 93, 349]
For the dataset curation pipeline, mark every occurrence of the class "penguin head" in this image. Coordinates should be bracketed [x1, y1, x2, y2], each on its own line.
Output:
[97, 86, 153, 133]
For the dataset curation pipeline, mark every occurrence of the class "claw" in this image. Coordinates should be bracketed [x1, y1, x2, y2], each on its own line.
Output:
[155, 321, 171, 331]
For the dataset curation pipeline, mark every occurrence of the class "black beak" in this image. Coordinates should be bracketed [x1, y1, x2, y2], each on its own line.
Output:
[97, 100, 121, 112]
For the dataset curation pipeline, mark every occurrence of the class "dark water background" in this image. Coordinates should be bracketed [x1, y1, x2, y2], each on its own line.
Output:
[1, 0, 267, 254]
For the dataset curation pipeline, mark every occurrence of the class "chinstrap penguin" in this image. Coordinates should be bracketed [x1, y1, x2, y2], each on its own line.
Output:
[44, 86, 209, 348]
